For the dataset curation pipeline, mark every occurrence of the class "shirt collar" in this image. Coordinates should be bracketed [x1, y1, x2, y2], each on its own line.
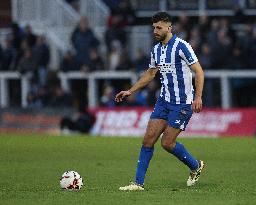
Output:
[161, 34, 176, 47]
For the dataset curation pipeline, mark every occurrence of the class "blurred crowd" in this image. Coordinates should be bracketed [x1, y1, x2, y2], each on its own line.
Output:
[0, 23, 72, 108]
[63, 0, 256, 107]
[173, 14, 256, 107]
[0, 0, 256, 108]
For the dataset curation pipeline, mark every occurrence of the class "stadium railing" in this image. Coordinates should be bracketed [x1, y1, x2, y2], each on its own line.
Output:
[0, 72, 30, 108]
[58, 71, 138, 108]
[1, 70, 256, 109]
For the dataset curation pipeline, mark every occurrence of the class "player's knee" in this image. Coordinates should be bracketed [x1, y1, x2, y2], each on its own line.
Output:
[161, 141, 176, 151]
[142, 138, 155, 148]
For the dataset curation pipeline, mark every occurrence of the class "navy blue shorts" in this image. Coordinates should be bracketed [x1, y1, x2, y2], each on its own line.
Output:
[150, 98, 193, 131]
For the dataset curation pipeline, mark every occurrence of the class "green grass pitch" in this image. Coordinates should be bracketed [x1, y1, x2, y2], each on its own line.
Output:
[0, 134, 255, 205]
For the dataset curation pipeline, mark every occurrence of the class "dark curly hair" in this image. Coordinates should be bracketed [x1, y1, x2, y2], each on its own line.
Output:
[152, 12, 172, 24]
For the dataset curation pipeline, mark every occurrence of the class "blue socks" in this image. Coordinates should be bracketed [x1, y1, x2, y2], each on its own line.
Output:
[135, 142, 198, 185]
[170, 142, 198, 170]
[135, 146, 154, 185]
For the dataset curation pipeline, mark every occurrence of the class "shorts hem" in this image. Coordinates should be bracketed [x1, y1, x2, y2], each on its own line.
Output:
[150, 116, 167, 121]
[167, 123, 186, 131]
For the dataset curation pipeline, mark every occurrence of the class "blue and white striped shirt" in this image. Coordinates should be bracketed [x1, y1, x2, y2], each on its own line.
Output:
[149, 34, 198, 104]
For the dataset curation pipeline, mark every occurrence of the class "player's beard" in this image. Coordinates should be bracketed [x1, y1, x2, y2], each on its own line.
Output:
[155, 32, 167, 42]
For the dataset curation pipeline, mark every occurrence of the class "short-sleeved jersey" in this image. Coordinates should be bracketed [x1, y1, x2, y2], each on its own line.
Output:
[149, 34, 198, 104]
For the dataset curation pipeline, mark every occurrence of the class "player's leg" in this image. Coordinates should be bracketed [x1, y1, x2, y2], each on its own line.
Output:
[161, 126, 199, 170]
[119, 119, 167, 191]
[119, 98, 168, 191]
[136, 119, 167, 185]
[161, 126, 205, 186]
[161, 104, 205, 186]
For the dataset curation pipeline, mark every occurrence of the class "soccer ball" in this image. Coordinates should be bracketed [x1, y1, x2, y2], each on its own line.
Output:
[60, 171, 83, 190]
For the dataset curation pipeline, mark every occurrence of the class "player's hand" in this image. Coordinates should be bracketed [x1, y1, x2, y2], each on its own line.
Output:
[115, 90, 132, 102]
[192, 97, 202, 113]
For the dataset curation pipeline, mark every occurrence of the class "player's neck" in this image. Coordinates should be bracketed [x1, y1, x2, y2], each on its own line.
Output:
[161, 33, 173, 45]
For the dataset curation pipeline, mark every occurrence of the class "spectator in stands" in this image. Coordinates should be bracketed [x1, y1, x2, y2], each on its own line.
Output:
[100, 85, 115, 107]
[26, 70, 75, 108]
[105, 0, 135, 51]
[24, 25, 37, 48]
[71, 16, 100, 68]
[219, 18, 236, 44]
[189, 26, 201, 54]
[198, 15, 210, 42]
[228, 45, 244, 69]
[207, 19, 219, 49]
[178, 13, 191, 31]
[199, 43, 213, 70]
[107, 0, 136, 28]
[230, 24, 256, 107]
[233, 4, 246, 23]
[33, 35, 50, 86]
[108, 40, 122, 70]
[10, 22, 23, 50]
[0, 36, 15, 70]
[133, 48, 149, 74]
[173, 14, 191, 40]
[49, 85, 72, 107]
[38, 86, 51, 105]
[211, 29, 232, 69]
[173, 22, 188, 40]
[60, 50, 79, 72]
[105, 14, 127, 51]
[199, 43, 214, 107]
[17, 48, 37, 75]
[27, 91, 43, 108]
[11, 37, 30, 71]
[244, 24, 256, 68]
[27, 79, 50, 108]
[115, 50, 133, 71]
[87, 48, 105, 71]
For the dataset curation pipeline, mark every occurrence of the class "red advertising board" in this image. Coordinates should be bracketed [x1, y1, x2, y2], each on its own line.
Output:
[0, 108, 255, 137]
[89, 107, 256, 137]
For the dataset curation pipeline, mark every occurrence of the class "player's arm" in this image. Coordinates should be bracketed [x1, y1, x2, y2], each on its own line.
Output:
[115, 68, 159, 102]
[190, 62, 204, 113]
[179, 41, 204, 113]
